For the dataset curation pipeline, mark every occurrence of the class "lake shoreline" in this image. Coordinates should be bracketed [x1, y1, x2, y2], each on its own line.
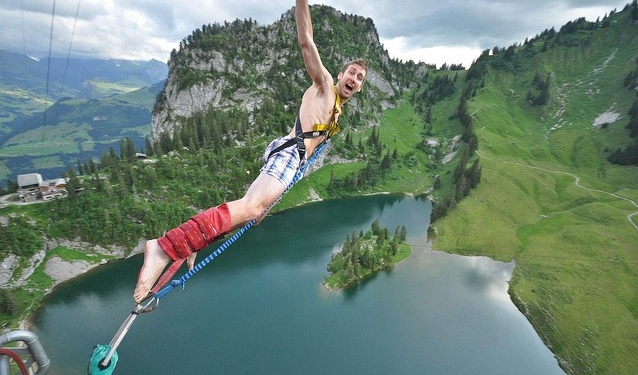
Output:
[17, 238, 146, 331]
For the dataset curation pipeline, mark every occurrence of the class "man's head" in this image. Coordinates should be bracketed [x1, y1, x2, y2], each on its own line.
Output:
[336, 59, 368, 99]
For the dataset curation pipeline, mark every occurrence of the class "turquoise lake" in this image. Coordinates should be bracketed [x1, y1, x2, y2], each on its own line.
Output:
[32, 194, 564, 374]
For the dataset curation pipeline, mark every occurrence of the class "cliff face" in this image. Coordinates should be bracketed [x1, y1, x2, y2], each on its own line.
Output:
[152, 77, 226, 138]
[151, 6, 426, 141]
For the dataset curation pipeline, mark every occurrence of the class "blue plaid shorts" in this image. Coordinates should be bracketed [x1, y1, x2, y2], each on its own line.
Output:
[261, 136, 305, 188]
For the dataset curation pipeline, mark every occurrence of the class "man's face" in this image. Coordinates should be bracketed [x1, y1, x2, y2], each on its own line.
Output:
[337, 63, 366, 98]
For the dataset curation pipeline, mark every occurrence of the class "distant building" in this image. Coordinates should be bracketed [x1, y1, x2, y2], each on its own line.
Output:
[17, 173, 43, 202]
[40, 178, 67, 201]
[16, 173, 67, 202]
[17, 173, 43, 191]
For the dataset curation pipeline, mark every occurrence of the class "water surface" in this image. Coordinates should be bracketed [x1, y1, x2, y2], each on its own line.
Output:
[33, 195, 564, 374]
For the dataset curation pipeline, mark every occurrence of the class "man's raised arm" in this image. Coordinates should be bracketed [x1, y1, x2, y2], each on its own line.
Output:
[295, 0, 331, 86]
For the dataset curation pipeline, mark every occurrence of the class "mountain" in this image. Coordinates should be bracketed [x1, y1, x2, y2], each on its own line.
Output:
[0, 82, 164, 183]
[0, 6, 426, 186]
[151, 6, 426, 140]
[0, 49, 167, 100]
[0, 51, 168, 184]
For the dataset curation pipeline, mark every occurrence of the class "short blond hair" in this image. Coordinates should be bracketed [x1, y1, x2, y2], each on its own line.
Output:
[340, 59, 368, 75]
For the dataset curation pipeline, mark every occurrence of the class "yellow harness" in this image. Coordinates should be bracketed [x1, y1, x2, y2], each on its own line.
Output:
[311, 85, 341, 138]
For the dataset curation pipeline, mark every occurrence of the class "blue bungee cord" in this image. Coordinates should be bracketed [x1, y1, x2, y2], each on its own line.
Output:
[153, 141, 329, 299]
[92, 141, 331, 373]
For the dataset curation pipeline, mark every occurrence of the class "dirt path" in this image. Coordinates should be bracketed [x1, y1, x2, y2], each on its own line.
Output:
[475, 150, 638, 231]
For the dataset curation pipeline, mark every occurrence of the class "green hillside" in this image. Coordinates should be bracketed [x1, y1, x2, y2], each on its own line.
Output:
[0, 49, 167, 185]
[0, 50, 167, 124]
[433, 7, 638, 374]
[0, 82, 163, 184]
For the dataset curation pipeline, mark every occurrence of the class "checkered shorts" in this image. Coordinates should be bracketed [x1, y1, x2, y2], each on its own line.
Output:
[261, 136, 306, 188]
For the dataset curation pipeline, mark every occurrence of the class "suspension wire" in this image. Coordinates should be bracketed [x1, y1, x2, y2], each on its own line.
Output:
[19, 0, 29, 88]
[0, 1, 30, 184]
[40, 0, 57, 171]
[62, 0, 82, 87]
[20, 1, 26, 55]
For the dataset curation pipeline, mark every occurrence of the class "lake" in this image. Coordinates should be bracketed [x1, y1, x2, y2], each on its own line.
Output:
[32, 194, 564, 374]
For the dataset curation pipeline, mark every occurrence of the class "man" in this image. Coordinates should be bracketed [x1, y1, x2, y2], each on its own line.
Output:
[133, 0, 368, 303]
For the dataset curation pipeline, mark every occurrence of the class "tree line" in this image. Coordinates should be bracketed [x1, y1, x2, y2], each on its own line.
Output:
[608, 60, 638, 166]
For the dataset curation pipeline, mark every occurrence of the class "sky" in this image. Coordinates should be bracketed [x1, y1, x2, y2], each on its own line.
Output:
[0, 0, 631, 69]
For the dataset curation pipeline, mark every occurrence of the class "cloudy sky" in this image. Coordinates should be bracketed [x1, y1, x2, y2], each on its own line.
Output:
[0, 0, 630, 68]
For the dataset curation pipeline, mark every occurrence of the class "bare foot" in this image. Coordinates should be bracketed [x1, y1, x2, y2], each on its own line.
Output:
[133, 239, 171, 303]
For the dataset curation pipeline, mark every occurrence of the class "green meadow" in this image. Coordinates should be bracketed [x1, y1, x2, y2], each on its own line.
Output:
[433, 21, 638, 374]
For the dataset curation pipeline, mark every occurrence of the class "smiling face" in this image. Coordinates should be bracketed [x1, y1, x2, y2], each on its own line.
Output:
[336, 60, 367, 100]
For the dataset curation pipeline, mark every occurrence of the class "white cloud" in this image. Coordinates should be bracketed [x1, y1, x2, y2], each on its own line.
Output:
[382, 36, 482, 68]
[0, 0, 630, 65]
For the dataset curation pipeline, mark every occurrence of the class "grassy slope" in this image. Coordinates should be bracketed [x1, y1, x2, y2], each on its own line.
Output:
[433, 15, 638, 375]
[277, 94, 437, 210]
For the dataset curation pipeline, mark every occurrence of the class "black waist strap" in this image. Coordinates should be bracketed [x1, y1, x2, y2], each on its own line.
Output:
[294, 115, 307, 160]
[267, 116, 328, 160]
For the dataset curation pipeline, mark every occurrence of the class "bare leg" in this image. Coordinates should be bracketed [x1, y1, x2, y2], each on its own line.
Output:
[226, 173, 287, 227]
[133, 172, 286, 303]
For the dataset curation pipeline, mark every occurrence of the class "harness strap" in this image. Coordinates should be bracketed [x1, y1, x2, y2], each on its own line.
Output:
[268, 115, 327, 160]
[267, 86, 341, 160]
[294, 115, 308, 160]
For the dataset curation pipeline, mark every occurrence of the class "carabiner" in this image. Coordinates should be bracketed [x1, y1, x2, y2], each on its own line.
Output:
[133, 294, 160, 314]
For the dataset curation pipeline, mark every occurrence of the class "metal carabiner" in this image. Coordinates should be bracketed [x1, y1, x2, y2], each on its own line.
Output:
[133, 294, 160, 314]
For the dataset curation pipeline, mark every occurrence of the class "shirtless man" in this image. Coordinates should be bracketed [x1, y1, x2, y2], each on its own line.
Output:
[133, 0, 367, 303]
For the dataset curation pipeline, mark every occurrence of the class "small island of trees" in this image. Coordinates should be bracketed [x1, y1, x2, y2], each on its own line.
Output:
[324, 219, 410, 289]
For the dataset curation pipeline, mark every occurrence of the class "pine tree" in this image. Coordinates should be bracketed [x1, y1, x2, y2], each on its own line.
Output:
[65, 164, 81, 199]
[371, 218, 380, 236]
[76, 159, 84, 175]
[381, 151, 392, 171]
[466, 159, 482, 188]
[398, 225, 407, 243]
[145, 136, 154, 156]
